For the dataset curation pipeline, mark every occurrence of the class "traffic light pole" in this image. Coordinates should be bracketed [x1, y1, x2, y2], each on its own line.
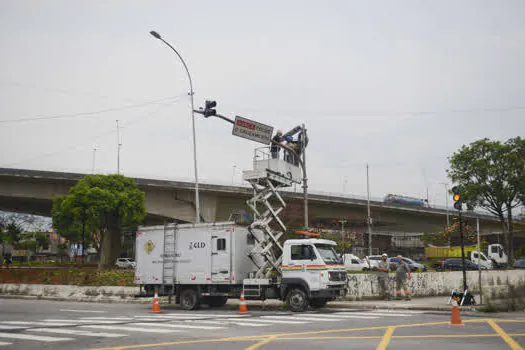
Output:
[459, 209, 467, 291]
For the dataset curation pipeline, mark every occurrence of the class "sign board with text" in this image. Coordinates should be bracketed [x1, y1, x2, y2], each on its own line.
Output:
[232, 116, 273, 145]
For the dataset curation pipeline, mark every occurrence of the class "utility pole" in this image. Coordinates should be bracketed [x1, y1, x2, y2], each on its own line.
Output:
[339, 220, 347, 260]
[477, 216, 482, 304]
[91, 148, 97, 174]
[116, 120, 122, 175]
[302, 124, 309, 231]
[366, 163, 372, 256]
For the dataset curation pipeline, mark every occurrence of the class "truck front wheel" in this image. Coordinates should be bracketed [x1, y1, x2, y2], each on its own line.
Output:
[287, 288, 308, 312]
[180, 288, 200, 310]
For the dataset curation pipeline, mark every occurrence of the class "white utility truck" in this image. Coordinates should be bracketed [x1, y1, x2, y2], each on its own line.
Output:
[134, 126, 347, 311]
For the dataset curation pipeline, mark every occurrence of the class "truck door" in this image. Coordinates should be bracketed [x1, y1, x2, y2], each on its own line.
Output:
[211, 231, 231, 283]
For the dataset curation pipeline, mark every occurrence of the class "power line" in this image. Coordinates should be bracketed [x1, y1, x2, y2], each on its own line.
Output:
[0, 95, 185, 124]
[0, 100, 179, 168]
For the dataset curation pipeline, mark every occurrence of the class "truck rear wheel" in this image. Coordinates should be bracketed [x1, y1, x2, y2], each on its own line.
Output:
[309, 298, 328, 308]
[180, 288, 200, 310]
[287, 288, 308, 312]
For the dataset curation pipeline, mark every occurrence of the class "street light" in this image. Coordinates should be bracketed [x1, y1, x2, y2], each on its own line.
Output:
[150, 30, 201, 224]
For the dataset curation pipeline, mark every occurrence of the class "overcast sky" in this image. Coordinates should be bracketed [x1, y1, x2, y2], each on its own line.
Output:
[1, 0, 524, 208]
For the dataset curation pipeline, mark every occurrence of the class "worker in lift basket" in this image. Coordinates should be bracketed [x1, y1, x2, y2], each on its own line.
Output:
[270, 130, 283, 159]
[377, 253, 391, 300]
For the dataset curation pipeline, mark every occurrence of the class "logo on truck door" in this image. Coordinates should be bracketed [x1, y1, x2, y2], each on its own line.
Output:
[188, 241, 206, 250]
[144, 240, 156, 255]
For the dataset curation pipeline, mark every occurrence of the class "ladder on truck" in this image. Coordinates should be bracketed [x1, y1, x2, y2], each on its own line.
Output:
[162, 224, 176, 292]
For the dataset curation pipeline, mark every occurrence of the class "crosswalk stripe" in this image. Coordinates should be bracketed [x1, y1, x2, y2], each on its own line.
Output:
[0, 332, 73, 342]
[43, 319, 122, 324]
[336, 312, 413, 317]
[328, 308, 424, 314]
[312, 314, 379, 319]
[80, 317, 133, 321]
[60, 309, 106, 313]
[133, 315, 209, 320]
[27, 328, 126, 338]
[131, 323, 223, 330]
[0, 325, 28, 330]
[1, 321, 78, 327]
[80, 325, 177, 334]
[188, 320, 270, 327]
[0, 342, 12, 346]
[212, 318, 307, 325]
[261, 316, 341, 322]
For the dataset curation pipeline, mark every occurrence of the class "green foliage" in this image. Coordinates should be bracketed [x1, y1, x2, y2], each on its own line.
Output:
[16, 232, 50, 253]
[447, 137, 524, 263]
[52, 174, 146, 267]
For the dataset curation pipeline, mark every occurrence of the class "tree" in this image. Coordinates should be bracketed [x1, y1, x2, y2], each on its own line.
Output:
[447, 138, 524, 264]
[17, 232, 50, 255]
[52, 175, 146, 267]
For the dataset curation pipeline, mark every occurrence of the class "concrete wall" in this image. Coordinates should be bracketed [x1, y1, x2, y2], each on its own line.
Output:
[345, 270, 525, 300]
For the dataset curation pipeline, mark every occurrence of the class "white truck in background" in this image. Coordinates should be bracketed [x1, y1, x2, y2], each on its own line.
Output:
[134, 222, 347, 311]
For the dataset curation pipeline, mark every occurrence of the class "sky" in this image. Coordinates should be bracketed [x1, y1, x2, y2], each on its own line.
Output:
[0, 0, 524, 208]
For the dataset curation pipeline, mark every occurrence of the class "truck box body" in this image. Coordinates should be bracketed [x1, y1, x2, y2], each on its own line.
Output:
[135, 222, 257, 286]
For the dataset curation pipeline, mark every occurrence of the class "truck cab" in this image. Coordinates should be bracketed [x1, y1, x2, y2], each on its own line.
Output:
[468, 251, 493, 269]
[280, 239, 347, 311]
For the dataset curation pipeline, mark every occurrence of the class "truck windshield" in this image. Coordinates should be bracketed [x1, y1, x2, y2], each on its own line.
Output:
[315, 244, 342, 264]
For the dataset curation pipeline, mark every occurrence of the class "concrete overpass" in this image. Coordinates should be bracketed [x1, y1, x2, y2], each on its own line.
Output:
[0, 168, 501, 235]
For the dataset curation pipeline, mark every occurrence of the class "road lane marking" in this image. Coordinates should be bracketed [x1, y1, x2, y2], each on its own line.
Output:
[245, 335, 278, 350]
[487, 320, 523, 350]
[27, 328, 126, 338]
[261, 315, 341, 322]
[132, 322, 224, 330]
[80, 325, 178, 334]
[60, 309, 106, 313]
[0, 332, 73, 342]
[376, 326, 395, 350]
[0, 342, 11, 346]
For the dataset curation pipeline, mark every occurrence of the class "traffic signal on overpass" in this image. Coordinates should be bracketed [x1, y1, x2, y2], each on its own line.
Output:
[452, 185, 462, 211]
[203, 100, 217, 117]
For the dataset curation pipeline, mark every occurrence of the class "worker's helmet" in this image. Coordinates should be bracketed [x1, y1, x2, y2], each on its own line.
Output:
[382, 253, 388, 258]
[285, 136, 293, 142]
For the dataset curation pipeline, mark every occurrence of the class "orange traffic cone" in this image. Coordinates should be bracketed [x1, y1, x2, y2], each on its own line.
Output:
[150, 290, 162, 313]
[238, 291, 248, 315]
[450, 303, 462, 326]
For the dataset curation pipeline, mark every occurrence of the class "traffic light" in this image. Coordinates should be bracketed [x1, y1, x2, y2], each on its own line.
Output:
[203, 100, 217, 117]
[452, 185, 462, 211]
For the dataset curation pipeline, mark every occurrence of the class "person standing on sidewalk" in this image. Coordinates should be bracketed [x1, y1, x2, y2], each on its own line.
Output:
[395, 255, 411, 300]
[377, 253, 390, 300]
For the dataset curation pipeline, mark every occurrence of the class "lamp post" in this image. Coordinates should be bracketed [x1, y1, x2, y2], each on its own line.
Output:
[150, 30, 201, 223]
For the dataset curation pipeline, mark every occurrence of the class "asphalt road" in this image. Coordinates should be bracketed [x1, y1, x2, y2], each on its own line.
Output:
[0, 299, 524, 350]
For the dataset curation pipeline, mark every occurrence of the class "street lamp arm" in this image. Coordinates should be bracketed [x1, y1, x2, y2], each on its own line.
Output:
[154, 37, 194, 93]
